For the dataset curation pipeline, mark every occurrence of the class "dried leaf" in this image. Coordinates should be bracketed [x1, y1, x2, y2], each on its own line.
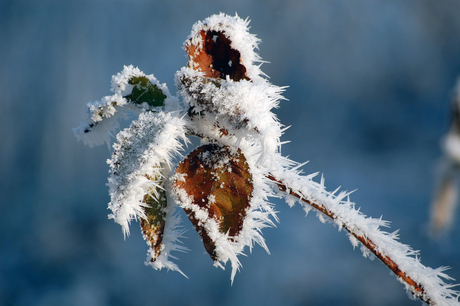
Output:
[185, 30, 249, 82]
[140, 174, 167, 261]
[174, 144, 253, 260]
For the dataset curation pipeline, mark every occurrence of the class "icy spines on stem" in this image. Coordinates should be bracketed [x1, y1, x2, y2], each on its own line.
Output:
[107, 110, 188, 236]
[73, 65, 175, 147]
[271, 163, 460, 305]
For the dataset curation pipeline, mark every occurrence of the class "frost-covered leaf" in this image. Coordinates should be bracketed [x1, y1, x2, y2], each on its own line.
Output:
[107, 110, 188, 273]
[185, 30, 249, 82]
[125, 76, 166, 107]
[176, 14, 286, 165]
[173, 144, 252, 260]
[185, 13, 262, 80]
[74, 65, 173, 147]
[107, 110, 187, 234]
[181, 16, 250, 127]
[140, 174, 167, 261]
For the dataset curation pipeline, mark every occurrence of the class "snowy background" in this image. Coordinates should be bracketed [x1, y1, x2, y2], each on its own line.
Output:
[2, 1, 460, 305]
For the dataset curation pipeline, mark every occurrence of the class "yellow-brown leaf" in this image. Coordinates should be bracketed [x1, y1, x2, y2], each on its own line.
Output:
[174, 144, 253, 260]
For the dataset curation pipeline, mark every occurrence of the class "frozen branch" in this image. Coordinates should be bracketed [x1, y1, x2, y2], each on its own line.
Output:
[267, 172, 459, 306]
[73, 12, 460, 305]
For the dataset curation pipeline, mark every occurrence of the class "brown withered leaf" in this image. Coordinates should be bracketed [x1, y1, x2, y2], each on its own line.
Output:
[140, 174, 167, 262]
[185, 30, 249, 82]
[174, 144, 253, 260]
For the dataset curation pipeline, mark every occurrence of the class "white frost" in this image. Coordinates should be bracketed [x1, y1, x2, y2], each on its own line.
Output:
[106, 109, 188, 271]
[270, 157, 460, 305]
[73, 65, 179, 148]
[172, 13, 287, 281]
[186, 12, 263, 80]
[107, 110, 187, 234]
[73, 14, 460, 303]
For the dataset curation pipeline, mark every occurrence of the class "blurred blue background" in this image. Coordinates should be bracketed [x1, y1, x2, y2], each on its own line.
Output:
[2, 1, 460, 305]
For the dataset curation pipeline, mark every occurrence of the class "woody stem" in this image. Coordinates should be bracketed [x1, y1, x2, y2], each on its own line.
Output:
[266, 173, 431, 305]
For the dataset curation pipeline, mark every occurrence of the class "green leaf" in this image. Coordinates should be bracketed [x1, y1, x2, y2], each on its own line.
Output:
[140, 173, 168, 261]
[125, 76, 166, 107]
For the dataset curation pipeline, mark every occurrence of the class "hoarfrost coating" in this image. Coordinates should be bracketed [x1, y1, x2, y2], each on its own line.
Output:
[270, 163, 460, 305]
[107, 111, 188, 237]
[73, 65, 179, 148]
[73, 13, 460, 305]
[186, 13, 263, 80]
